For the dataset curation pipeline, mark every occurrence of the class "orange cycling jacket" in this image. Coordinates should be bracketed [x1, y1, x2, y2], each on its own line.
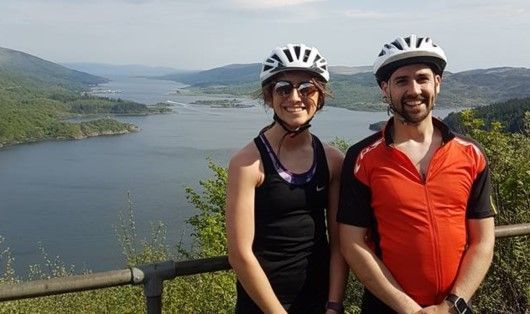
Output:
[338, 117, 496, 305]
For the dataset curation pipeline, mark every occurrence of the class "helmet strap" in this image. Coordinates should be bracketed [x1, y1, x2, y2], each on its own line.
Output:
[273, 113, 312, 138]
[386, 90, 413, 125]
[388, 103, 409, 125]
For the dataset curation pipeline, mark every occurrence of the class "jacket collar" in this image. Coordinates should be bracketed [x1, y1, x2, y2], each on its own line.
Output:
[383, 116, 455, 146]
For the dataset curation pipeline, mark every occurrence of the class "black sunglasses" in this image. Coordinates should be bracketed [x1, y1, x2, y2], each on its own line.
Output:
[273, 80, 319, 98]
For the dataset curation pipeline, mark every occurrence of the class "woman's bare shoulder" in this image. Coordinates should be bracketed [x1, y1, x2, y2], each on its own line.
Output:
[322, 143, 344, 163]
[229, 141, 261, 166]
[228, 141, 264, 187]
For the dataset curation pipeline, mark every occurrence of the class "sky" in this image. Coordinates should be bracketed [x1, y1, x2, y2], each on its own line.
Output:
[1, 0, 529, 73]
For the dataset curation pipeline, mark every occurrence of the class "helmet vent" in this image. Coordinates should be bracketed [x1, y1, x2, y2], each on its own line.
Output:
[416, 37, 424, 48]
[283, 48, 294, 62]
[271, 54, 282, 63]
[314, 54, 321, 62]
[404, 36, 411, 46]
[294, 45, 301, 59]
[302, 49, 310, 62]
[263, 65, 273, 71]
[391, 40, 403, 50]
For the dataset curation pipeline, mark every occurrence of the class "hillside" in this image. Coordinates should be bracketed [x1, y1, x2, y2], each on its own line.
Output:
[443, 97, 530, 134]
[0, 47, 108, 90]
[0, 47, 165, 148]
[440, 67, 530, 105]
[156, 63, 530, 111]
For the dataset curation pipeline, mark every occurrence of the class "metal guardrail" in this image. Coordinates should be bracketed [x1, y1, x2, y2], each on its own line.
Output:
[492, 223, 530, 238]
[0, 223, 529, 313]
[0, 256, 231, 313]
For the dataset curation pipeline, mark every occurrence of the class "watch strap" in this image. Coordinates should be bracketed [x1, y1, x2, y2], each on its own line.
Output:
[445, 294, 472, 314]
[445, 293, 459, 303]
[325, 301, 344, 313]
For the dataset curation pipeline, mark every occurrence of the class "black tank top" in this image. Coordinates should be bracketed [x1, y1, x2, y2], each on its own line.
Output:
[235, 133, 330, 314]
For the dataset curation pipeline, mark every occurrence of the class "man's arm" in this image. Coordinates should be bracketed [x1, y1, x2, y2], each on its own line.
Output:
[339, 224, 422, 313]
[422, 148, 496, 312]
[451, 217, 495, 300]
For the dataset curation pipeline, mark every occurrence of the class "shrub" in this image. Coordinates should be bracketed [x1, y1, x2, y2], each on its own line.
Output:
[460, 111, 530, 312]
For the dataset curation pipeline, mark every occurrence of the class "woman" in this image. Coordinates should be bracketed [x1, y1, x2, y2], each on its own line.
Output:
[226, 43, 348, 313]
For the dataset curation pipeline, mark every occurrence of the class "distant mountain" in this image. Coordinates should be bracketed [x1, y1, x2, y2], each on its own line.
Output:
[440, 67, 530, 105]
[0, 47, 107, 90]
[157, 63, 260, 86]
[157, 63, 530, 111]
[159, 63, 373, 86]
[332, 67, 530, 109]
[329, 65, 372, 75]
[62, 62, 186, 78]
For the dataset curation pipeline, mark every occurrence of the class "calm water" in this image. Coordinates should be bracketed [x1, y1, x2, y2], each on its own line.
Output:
[0, 76, 457, 276]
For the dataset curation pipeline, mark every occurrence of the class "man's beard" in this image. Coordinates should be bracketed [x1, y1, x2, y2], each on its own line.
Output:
[395, 94, 435, 124]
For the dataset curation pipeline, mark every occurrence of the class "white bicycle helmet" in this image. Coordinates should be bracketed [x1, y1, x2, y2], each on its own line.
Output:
[260, 43, 329, 86]
[373, 34, 447, 86]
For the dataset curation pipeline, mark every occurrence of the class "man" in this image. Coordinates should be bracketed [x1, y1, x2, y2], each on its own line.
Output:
[337, 34, 496, 314]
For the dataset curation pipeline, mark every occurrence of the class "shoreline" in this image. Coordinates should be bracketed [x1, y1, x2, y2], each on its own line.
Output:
[0, 118, 140, 150]
[0, 127, 139, 150]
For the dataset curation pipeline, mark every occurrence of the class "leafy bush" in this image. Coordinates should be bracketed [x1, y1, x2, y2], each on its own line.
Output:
[116, 165, 236, 313]
[459, 111, 530, 312]
[184, 159, 228, 258]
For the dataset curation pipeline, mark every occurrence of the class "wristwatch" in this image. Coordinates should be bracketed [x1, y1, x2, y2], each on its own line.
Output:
[325, 301, 344, 313]
[445, 293, 472, 314]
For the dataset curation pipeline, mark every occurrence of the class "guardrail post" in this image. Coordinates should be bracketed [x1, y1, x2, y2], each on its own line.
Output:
[137, 261, 177, 314]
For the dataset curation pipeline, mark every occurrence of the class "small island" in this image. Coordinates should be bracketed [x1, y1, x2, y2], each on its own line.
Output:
[191, 98, 254, 108]
[369, 120, 387, 132]
[63, 118, 138, 139]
